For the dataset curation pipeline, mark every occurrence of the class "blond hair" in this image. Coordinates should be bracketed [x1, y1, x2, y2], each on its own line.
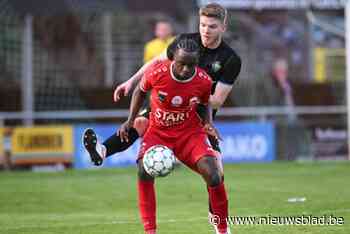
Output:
[199, 3, 228, 24]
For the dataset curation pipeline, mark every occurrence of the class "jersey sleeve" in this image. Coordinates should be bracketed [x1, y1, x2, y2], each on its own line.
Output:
[201, 79, 212, 105]
[140, 66, 155, 92]
[219, 53, 241, 85]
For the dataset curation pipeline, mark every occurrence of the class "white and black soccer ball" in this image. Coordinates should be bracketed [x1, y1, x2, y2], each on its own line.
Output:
[143, 145, 176, 177]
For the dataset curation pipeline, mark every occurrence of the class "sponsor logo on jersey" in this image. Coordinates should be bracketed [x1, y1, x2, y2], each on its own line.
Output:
[158, 91, 168, 102]
[154, 108, 190, 127]
[211, 61, 221, 72]
[171, 96, 183, 107]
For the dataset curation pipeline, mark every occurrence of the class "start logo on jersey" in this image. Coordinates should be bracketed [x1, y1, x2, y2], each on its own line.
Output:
[154, 108, 190, 127]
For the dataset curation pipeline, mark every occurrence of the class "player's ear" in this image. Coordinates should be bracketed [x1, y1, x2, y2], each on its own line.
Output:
[221, 21, 227, 33]
[173, 49, 179, 61]
[222, 9, 228, 32]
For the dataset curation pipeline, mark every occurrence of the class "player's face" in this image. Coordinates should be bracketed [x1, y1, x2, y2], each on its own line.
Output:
[173, 49, 198, 80]
[199, 16, 226, 48]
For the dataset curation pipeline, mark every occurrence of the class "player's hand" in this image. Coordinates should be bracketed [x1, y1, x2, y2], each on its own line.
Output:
[113, 79, 134, 102]
[204, 123, 222, 141]
[118, 120, 134, 142]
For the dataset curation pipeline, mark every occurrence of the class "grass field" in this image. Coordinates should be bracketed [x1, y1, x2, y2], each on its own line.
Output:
[0, 162, 349, 234]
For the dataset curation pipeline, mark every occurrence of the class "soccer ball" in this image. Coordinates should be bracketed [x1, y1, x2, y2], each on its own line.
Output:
[143, 145, 176, 177]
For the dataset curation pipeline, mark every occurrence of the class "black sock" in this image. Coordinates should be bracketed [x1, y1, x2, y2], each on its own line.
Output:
[102, 127, 140, 157]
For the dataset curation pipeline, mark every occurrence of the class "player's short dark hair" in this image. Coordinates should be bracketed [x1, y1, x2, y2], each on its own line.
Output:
[176, 38, 199, 54]
[199, 3, 228, 24]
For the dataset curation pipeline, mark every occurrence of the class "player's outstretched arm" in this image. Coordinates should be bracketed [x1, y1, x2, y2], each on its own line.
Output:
[113, 51, 167, 102]
[209, 82, 233, 110]
[118, 84, 147, 142]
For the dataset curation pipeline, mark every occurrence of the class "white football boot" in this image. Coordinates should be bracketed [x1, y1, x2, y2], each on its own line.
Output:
[83, 128, 106, 166]
[208, 212, 231, 234]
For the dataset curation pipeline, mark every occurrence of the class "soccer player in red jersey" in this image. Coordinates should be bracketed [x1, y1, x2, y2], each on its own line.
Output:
[83, 3, 241, 166]
[118, 38, 229, 234]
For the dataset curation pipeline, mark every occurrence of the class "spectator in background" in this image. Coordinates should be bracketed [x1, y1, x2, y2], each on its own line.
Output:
[272, 58, 292, 104]
[272, 57, 296, 122]
[143, 19, 175, 63]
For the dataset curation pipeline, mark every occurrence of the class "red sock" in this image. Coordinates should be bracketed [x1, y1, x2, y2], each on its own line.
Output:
[208, 182, 228, 233]
[145, 230, 156, 234]
[138, 180, 156, 232]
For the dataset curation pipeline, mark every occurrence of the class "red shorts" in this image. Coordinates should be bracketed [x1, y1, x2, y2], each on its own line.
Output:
[138, 127, 218, 172]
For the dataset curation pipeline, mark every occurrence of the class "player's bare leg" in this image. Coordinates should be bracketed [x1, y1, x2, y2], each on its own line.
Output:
[137, 159, 157, 234]
[134, 116, 149, 136]
[197, 156, 229, 234]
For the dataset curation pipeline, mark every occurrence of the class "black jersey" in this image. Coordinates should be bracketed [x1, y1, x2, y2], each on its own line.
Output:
[167, 33, 241, 94]
[167, 33, 241, 119]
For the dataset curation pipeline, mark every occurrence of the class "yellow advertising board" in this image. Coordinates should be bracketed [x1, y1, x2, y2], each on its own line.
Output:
[314, 47, 345, 83]
[11, 126, 73, 164]
[314, 47, 326, 83]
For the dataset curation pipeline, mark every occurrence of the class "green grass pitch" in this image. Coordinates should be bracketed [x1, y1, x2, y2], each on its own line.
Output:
[0, 162, 349, 234]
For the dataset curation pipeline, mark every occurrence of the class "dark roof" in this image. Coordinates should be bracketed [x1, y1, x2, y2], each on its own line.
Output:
[5, 0, 197, 16]
[6, 0, 125, 16]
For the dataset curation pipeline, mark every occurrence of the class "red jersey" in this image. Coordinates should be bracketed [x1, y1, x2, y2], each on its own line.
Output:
[140, 60, 212, 134]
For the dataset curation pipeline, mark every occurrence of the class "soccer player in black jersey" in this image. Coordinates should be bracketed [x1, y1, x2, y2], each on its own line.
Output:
[83, 3, 241, 234]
